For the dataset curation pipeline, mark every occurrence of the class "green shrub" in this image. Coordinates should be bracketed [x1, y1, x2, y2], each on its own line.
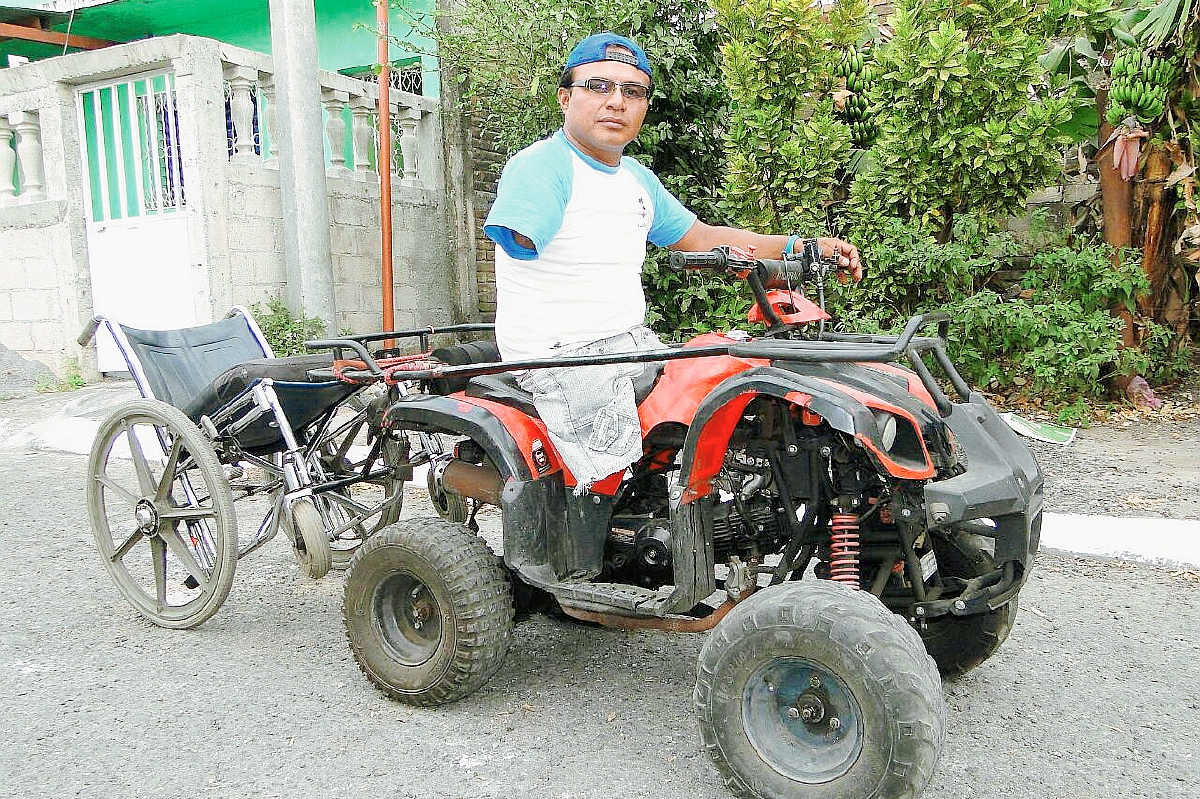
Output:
[826, 218, 1162, 412]
[36, 357, 86, 393]
[249, 298, 327, 357]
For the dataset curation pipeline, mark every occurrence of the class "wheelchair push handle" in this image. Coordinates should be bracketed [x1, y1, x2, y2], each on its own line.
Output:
[78, 316, 103, 346]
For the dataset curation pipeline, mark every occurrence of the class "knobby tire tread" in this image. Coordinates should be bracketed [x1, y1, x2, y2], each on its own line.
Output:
[694, 580, 946, 799]
[344, 517, 513, 706]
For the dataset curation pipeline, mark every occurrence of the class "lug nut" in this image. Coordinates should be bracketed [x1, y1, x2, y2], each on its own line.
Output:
[810, 675, 821, 688]
[829, 717, 841, 731]
[786, 707, 800, 720]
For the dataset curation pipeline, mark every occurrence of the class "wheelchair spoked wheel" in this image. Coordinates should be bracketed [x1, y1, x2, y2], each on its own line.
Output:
[427, 464, 468, 524]
[312, 398, 407, 570]
[86, 399, 238, 629]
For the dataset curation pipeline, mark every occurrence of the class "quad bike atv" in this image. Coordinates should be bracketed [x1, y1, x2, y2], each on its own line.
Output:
[323, 243, 1042, 799]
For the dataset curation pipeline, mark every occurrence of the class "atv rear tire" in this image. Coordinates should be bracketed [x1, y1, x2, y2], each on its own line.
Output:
[920, 528, 1018, 679]
[695, 580, 945, 799]
[344, 517, 513, 706]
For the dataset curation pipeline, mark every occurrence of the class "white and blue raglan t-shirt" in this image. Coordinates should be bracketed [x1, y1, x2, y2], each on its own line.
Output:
[483, 130, 697, 362]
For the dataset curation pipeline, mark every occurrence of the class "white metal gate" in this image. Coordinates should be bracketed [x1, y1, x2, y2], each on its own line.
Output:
[78, 71, 199, 372]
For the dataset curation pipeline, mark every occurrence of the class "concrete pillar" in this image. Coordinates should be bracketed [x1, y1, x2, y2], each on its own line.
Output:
[267, 0, 336, 330]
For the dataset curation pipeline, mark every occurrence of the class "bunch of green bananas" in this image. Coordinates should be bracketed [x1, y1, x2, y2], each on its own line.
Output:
[834, 46, 878, 148]
[1107, 49, 1175, 126]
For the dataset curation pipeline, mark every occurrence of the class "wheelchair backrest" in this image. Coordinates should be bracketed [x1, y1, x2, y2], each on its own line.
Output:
[119, 314, 270, 410]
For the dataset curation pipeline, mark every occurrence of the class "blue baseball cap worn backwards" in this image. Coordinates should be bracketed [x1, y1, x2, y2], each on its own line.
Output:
[563, 32, 652, 80]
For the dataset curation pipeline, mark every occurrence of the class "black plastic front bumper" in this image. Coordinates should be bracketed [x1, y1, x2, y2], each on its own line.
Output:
[918, 391, 1043, 616]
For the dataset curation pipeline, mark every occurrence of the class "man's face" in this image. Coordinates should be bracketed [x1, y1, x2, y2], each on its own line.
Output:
[557, 58, 651, 167]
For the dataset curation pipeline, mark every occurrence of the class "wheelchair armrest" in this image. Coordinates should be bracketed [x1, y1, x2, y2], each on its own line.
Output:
[307, 338, 384, 376]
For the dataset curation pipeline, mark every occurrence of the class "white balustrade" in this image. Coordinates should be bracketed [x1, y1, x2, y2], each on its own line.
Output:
[9, 110, 46, 202]
[0, 115, 15, 206]
[259, 75, 279, 164]
[215, 49, 436, 185]
[321, 88, 349, 174]
[394, 106, 422, 186]
[349, 95, 375, 177]
[224, 65, 259, 161]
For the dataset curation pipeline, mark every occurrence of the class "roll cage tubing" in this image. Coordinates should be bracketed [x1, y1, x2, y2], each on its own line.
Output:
[309, 316, 969, 419]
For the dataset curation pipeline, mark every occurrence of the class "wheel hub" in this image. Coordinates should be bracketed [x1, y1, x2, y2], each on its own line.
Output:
[796, 691, 827, 724]
[374, 571, 443, 666]
[743, 657, 864, 784]
[134, 499, 160, 535]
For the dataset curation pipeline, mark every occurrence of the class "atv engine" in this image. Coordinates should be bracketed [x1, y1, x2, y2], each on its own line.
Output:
[604, 448, 790, 589]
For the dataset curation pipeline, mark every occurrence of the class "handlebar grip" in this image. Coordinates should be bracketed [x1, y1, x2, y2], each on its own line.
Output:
[77, 317, 102, 346]
[669, 250, 727, 270]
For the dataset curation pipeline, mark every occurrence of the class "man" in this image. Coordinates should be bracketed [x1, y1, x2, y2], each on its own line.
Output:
[484, 32, 862, 491]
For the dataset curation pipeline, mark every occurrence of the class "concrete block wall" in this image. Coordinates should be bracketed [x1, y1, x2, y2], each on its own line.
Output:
[224, 166, 288, 306]
[224, 161, 460, 338]
[469, 118, 501, 321]
[0, 215, 75, 367]
[0, 58, 92, 376]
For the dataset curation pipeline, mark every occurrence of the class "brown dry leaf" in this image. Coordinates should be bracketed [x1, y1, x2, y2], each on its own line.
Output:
[606, 712, 618, 723]
[1122, 494, 1160, 509]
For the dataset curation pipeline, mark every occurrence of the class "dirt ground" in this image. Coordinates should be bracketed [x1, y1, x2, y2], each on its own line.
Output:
[1023, 376, 1200, 520]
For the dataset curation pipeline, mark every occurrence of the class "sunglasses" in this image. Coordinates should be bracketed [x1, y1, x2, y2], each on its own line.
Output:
[567, 77, 652, 101]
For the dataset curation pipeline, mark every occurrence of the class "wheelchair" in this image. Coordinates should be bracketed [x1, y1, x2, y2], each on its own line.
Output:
[78, 307, 416, 629]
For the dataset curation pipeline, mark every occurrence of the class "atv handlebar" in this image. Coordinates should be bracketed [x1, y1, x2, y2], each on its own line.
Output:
[669, 245, 838, 290]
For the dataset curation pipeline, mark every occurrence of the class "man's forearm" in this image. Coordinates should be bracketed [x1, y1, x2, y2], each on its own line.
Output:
[669, 222, 790, 257]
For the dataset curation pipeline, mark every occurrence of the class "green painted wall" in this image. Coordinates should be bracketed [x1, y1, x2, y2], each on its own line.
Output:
[2, 0, 438, 94]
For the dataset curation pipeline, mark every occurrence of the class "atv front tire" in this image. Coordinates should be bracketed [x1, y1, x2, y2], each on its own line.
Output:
[920, 528, 1018, 679]
[344, 517, 513, 705]
[695, 580, 945, 799]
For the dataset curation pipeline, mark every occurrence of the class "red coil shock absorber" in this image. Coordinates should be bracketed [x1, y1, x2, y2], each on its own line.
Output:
[828, 512, 862, 588]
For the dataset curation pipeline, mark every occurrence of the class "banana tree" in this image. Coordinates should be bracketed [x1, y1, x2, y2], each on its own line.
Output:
[1105, 0, 1197, 352]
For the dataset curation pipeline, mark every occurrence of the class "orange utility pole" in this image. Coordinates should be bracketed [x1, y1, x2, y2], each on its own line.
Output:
[377, 0, 394, 335]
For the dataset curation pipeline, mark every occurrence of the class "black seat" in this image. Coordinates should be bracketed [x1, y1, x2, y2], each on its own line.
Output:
[427, 340, 502, 395]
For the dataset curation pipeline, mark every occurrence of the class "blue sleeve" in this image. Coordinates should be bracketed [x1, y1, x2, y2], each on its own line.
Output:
[624, 158, 697, 247]
[483, 138, 573, 260]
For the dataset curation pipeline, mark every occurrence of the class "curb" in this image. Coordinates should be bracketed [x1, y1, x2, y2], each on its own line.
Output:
[1041, 512, 1200, 569]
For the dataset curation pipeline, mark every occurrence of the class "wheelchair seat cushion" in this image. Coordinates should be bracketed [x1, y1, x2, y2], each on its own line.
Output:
[181, 354, 339, 423]
[120, 316, 271, 409]
[182, 355, 359, 453]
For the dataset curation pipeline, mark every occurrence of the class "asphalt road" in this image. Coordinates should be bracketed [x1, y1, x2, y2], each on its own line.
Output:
[1, 388, 1198, 798]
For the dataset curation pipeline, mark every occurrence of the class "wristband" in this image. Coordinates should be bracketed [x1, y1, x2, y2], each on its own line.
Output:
[784, 234, 799, 256]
